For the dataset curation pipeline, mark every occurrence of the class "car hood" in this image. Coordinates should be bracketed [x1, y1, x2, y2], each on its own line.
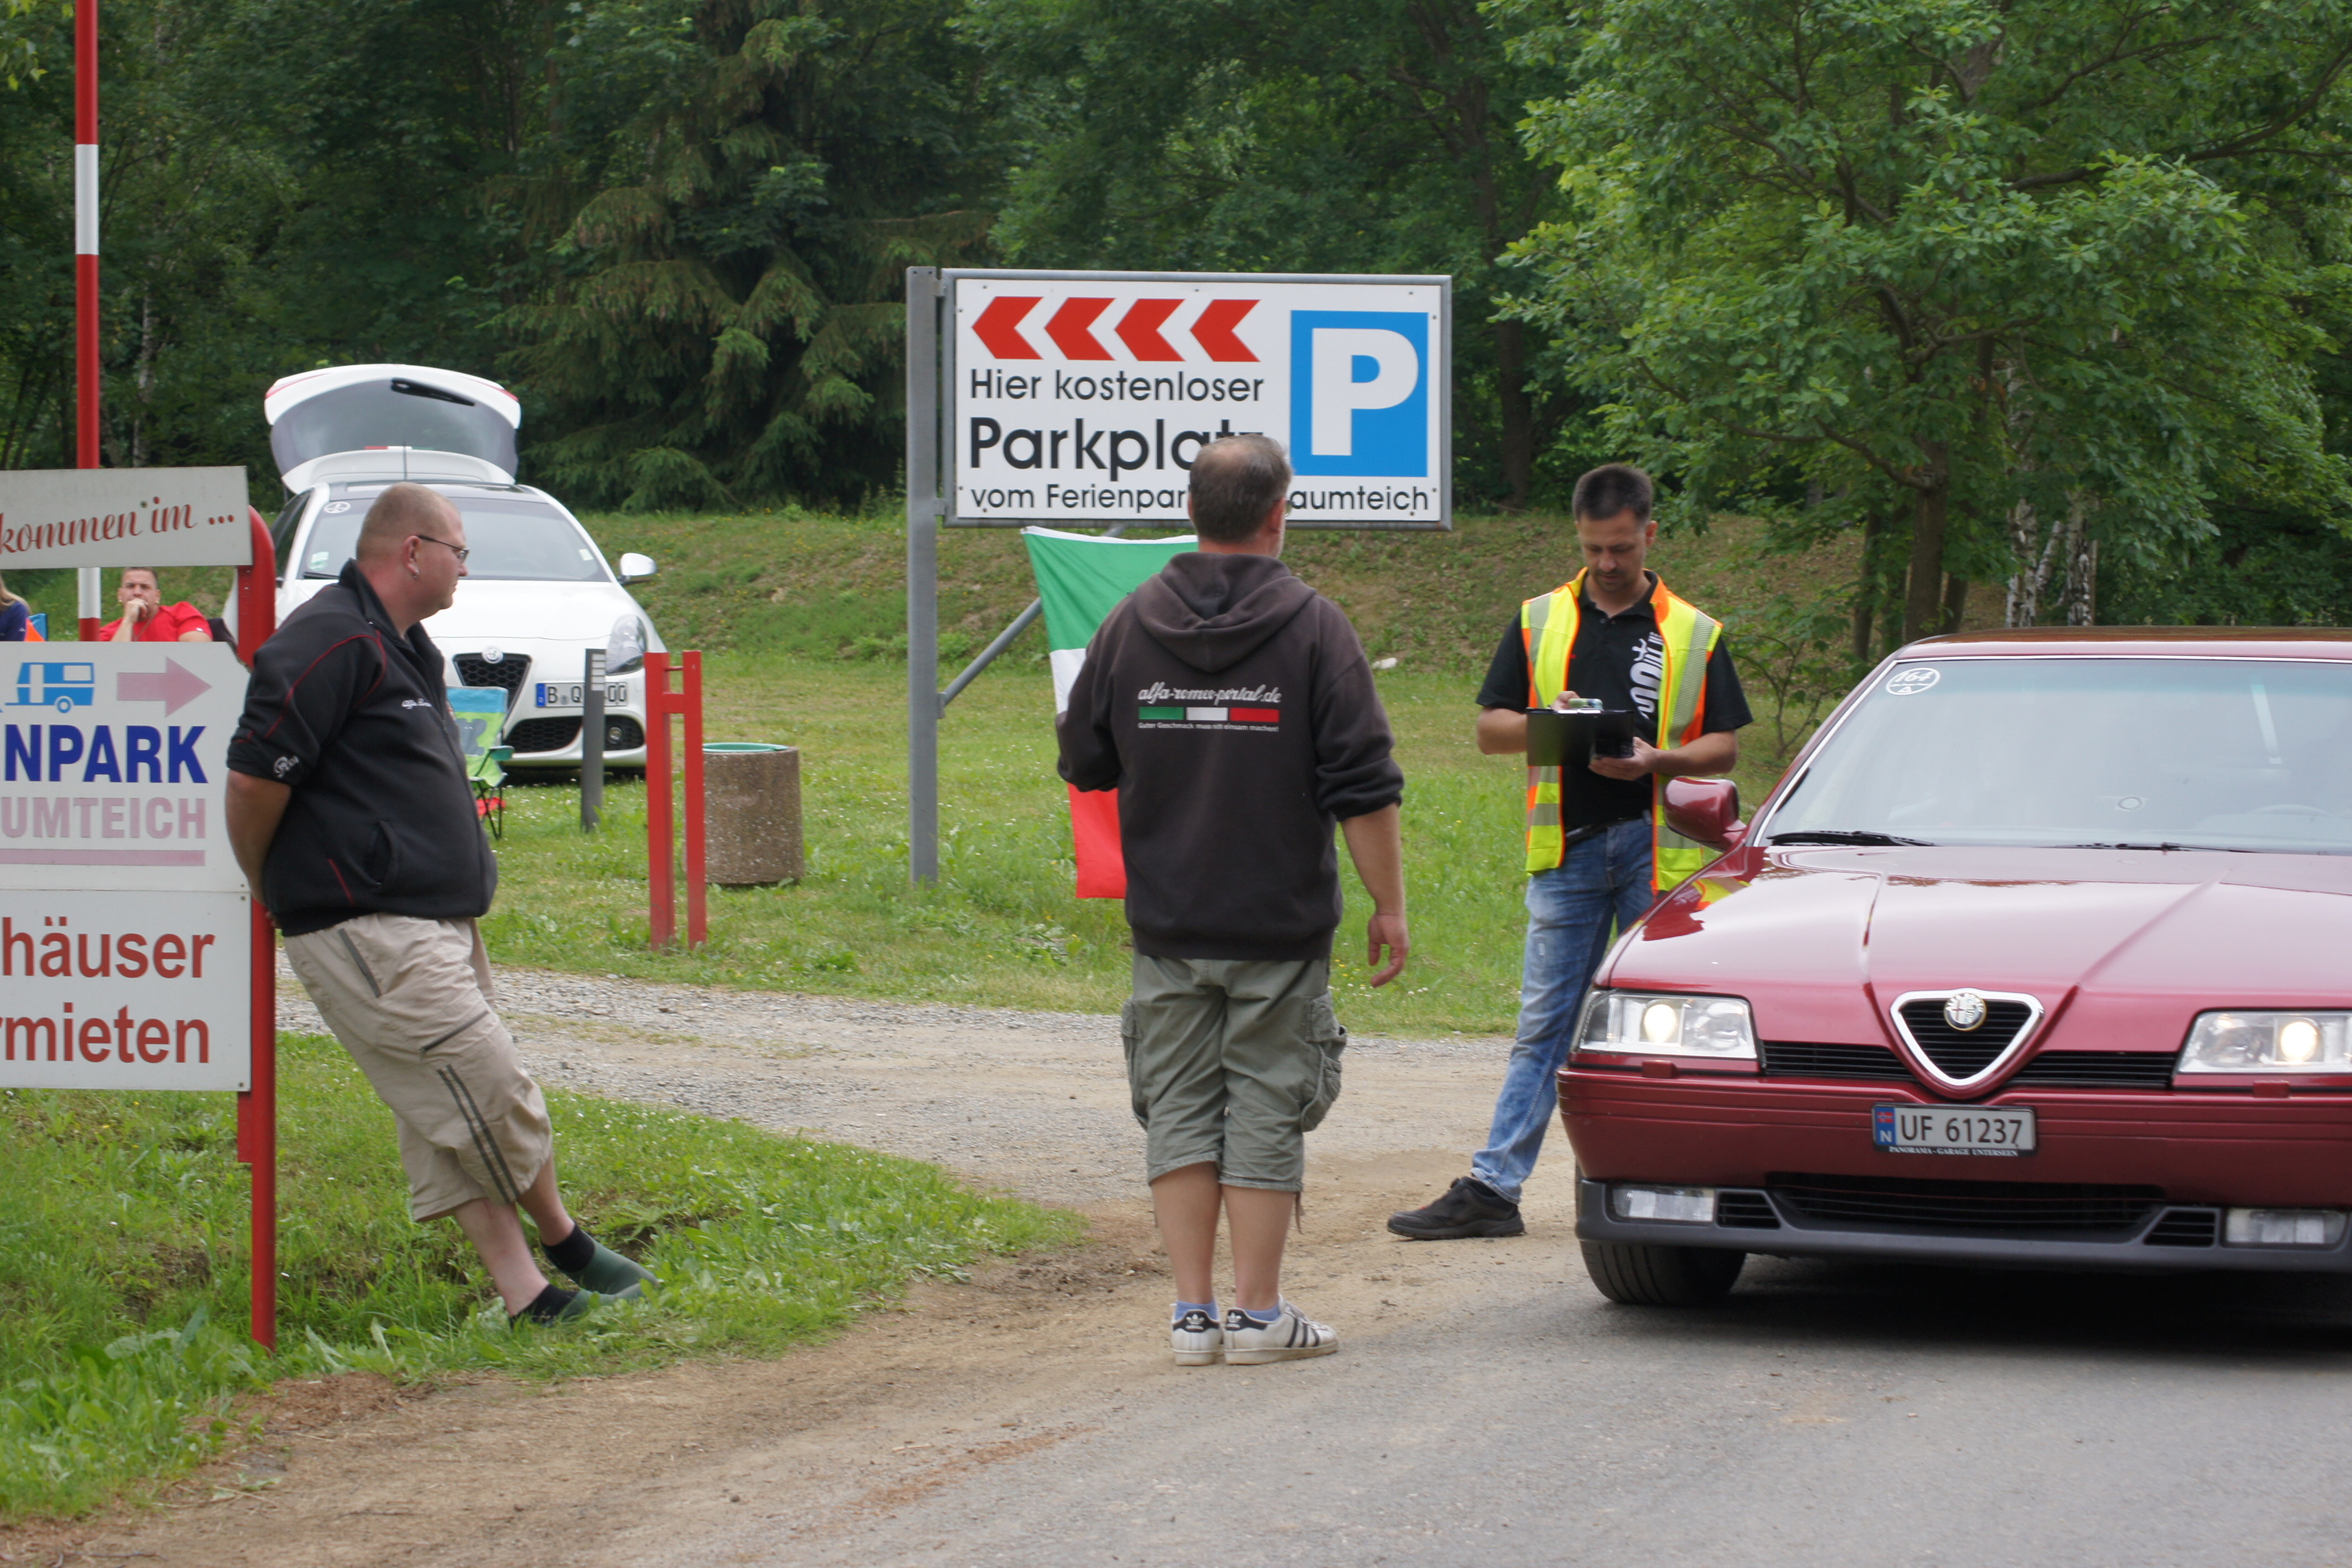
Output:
[1615, 846, 2352, 1048]
[418, 581, 651, 648]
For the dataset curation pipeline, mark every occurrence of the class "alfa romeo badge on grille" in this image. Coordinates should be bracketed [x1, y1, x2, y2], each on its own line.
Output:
[1943, 990, 1989, 1032]
[482, 646, 505, 664]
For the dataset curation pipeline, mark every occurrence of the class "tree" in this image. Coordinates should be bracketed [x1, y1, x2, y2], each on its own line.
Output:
[497, 0, 1004, 510]
[1502, 0, 2352, 645]
[970, 0, 1572, 507]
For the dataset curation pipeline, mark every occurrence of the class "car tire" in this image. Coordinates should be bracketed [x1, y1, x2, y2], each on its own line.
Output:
[1579, 1241, 1745, 1307]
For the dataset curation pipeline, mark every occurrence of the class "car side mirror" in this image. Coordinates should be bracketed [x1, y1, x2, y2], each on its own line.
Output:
[1665, 775, 1743, 851]
[617, 551, 656, 583]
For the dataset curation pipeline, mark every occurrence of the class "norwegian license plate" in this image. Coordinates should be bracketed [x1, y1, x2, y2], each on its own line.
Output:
[1873, 1104, 2036, 1157]
[535, 682, 628, 710]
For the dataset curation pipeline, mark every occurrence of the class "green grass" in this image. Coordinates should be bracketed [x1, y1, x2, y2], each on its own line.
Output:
[486, 659, 1561, 1032]
[466, 505, 1843, 1035]
[0, 1033, 1074, 1520]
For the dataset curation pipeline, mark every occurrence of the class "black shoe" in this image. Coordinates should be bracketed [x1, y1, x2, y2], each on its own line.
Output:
[1387, 1176, 1526, 1240]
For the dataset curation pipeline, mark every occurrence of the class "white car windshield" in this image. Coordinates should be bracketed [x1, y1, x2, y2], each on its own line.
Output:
[301, 493, 608, 583]
[1768, 657, 2352, 854]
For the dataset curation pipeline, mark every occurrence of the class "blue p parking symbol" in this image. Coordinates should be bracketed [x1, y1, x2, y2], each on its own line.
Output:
[1289, 311, 1428, 477]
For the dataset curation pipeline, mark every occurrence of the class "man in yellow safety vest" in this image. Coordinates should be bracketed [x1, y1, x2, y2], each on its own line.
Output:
[1388, 464, 1752, 1240]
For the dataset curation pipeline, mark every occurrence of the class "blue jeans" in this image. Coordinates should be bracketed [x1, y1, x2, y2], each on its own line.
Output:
[1470, 817, 1655, 1203]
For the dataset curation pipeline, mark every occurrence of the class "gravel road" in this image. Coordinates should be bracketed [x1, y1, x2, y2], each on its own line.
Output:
[168, 965, 2342, 1568]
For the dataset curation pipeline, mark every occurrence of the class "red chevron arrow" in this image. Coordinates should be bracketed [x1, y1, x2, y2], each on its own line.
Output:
[1044, 297, 1116, 360]
[1190, 298, 1259, 362]
[1114, 298, 1184, 362]
[971, 296, 1042, 359]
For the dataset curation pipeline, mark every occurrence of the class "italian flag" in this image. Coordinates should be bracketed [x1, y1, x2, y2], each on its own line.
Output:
[1023, 526, 1196, 898]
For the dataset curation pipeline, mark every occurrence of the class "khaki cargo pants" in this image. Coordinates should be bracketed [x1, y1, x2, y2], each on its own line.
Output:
[284, 913, 552, 1222]
[1122, 955, 1346, 1192]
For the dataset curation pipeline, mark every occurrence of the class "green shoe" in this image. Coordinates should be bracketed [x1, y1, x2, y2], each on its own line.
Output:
[510, 1282, 642, 1328]
[556, 1283, 642, 1320]
[577, 1238, 659, 1295]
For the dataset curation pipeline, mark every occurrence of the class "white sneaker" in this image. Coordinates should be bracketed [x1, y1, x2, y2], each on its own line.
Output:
[1171, 1306, 1224, 1365]
[1223, 1301, 1338, 1363]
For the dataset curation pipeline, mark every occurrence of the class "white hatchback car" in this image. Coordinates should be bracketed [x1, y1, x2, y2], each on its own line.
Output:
[262, 363, 666, 770]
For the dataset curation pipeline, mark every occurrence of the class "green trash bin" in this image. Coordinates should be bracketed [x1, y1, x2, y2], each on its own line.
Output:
[703, 742, 804, 885]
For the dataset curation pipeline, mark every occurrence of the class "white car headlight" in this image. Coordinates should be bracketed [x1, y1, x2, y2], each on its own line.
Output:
[1577, 992, 1756, 1059]
[606, 615, 648, 676]
[2179, 1011, 2352, 1074]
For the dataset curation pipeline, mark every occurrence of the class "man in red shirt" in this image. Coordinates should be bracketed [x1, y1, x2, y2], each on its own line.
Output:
[102, 567, 212, 643]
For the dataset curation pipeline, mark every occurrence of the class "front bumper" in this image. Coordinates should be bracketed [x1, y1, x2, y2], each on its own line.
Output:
[1575, 1178, 2352, 1274]
[1565, 1066, 2352, 1274]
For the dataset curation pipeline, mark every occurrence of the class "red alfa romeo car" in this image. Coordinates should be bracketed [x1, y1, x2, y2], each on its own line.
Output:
[1565, 628, 2352, 1305]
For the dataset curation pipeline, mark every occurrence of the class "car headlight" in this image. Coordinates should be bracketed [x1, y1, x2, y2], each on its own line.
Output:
[606, 615, 648, 676]
[1577, 992, 1757, 1059]
[2179, 1011, 2352, 1074]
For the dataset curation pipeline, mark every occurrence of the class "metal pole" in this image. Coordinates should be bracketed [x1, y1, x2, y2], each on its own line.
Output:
[74, 0, 100, 640]
[906, 266, 941, 885]
[580, 647, 604, 831]
[234, 508, 278, 1352]
[938, 599, 1040, 710]
[683, 650, 706, 950]
[646, 651, 674, 948]
[936, 523, 1128, 713]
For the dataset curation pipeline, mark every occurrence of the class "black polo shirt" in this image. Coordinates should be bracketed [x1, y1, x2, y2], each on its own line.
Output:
[1476, 573, 1752, 836]
[227, 563, 496, 935]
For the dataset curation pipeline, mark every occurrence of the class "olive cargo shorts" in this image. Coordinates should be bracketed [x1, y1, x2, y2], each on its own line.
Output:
[1122, 955, 1347, 1192]
[283, 913, 552, 1222]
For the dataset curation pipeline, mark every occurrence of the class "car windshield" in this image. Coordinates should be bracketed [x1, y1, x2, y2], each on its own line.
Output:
[1768, 656, 2352, 854]
[300, 493, 608, 582]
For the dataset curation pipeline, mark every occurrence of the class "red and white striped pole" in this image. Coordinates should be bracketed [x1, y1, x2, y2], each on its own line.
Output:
[74, 0, 101, 640]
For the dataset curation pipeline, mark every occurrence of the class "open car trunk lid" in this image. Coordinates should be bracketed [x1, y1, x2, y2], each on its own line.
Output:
[265, 364, 521, 491]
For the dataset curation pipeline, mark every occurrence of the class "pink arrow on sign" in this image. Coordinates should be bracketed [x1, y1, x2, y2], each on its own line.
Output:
[116, 658, 213, 717]
[1045, 297, 1116, 360]
[972, 296, 1043, 359]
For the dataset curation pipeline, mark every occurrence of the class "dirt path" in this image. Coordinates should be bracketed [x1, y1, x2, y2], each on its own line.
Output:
[14, 965, 1559, 1568]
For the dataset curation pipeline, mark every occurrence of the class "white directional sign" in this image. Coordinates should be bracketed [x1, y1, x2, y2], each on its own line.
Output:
[0, 642, 250, 1089]
[946, 271, 1449, 528]
[0, 466, 252, 570]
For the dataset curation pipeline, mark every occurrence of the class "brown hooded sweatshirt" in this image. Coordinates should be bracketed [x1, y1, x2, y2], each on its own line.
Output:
[1057, 552, 1404, 961]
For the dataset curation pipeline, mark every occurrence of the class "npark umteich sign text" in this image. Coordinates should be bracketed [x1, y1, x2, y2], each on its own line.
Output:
[0, 643, 250, 1090]
[946, 272, 1449, 527]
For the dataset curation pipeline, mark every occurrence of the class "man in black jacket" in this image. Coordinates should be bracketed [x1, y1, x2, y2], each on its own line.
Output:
[1059, 435, 1409, 1366]
[225, 483, 653, 1325]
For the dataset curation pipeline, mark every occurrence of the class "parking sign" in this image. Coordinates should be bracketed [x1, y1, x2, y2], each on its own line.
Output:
[943, 271, 1449, 528]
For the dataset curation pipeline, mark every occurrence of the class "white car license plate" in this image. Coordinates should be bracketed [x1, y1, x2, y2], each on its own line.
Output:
[535, 682, 628, 710]
[1873, 1104, 2036, 1157]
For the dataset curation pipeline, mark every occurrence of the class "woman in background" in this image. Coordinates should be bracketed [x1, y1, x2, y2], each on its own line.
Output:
[0, 573, 28, 640]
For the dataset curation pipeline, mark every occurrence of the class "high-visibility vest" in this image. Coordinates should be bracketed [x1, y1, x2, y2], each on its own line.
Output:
[1520, 571, 1722, 893]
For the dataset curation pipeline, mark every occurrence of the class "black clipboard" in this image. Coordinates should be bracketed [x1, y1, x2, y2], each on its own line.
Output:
[1525, 706, 1637, 769]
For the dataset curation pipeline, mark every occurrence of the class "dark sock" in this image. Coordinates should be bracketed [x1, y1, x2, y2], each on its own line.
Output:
[511, 1283, 577, 1325]
[543, 1222, 597, 1277]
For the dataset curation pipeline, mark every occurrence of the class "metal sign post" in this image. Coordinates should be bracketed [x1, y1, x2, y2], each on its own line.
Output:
[904, 266, 1453, 885]
[580, 648, 605, 831]
[74, 0, 100, 638]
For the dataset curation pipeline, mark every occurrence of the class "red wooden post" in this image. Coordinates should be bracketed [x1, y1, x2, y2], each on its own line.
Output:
[233, 509, 278, 1350]
[645, 651, 674, 948]
[74, 0, 101, 641]
[683, 651, 706, 949]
